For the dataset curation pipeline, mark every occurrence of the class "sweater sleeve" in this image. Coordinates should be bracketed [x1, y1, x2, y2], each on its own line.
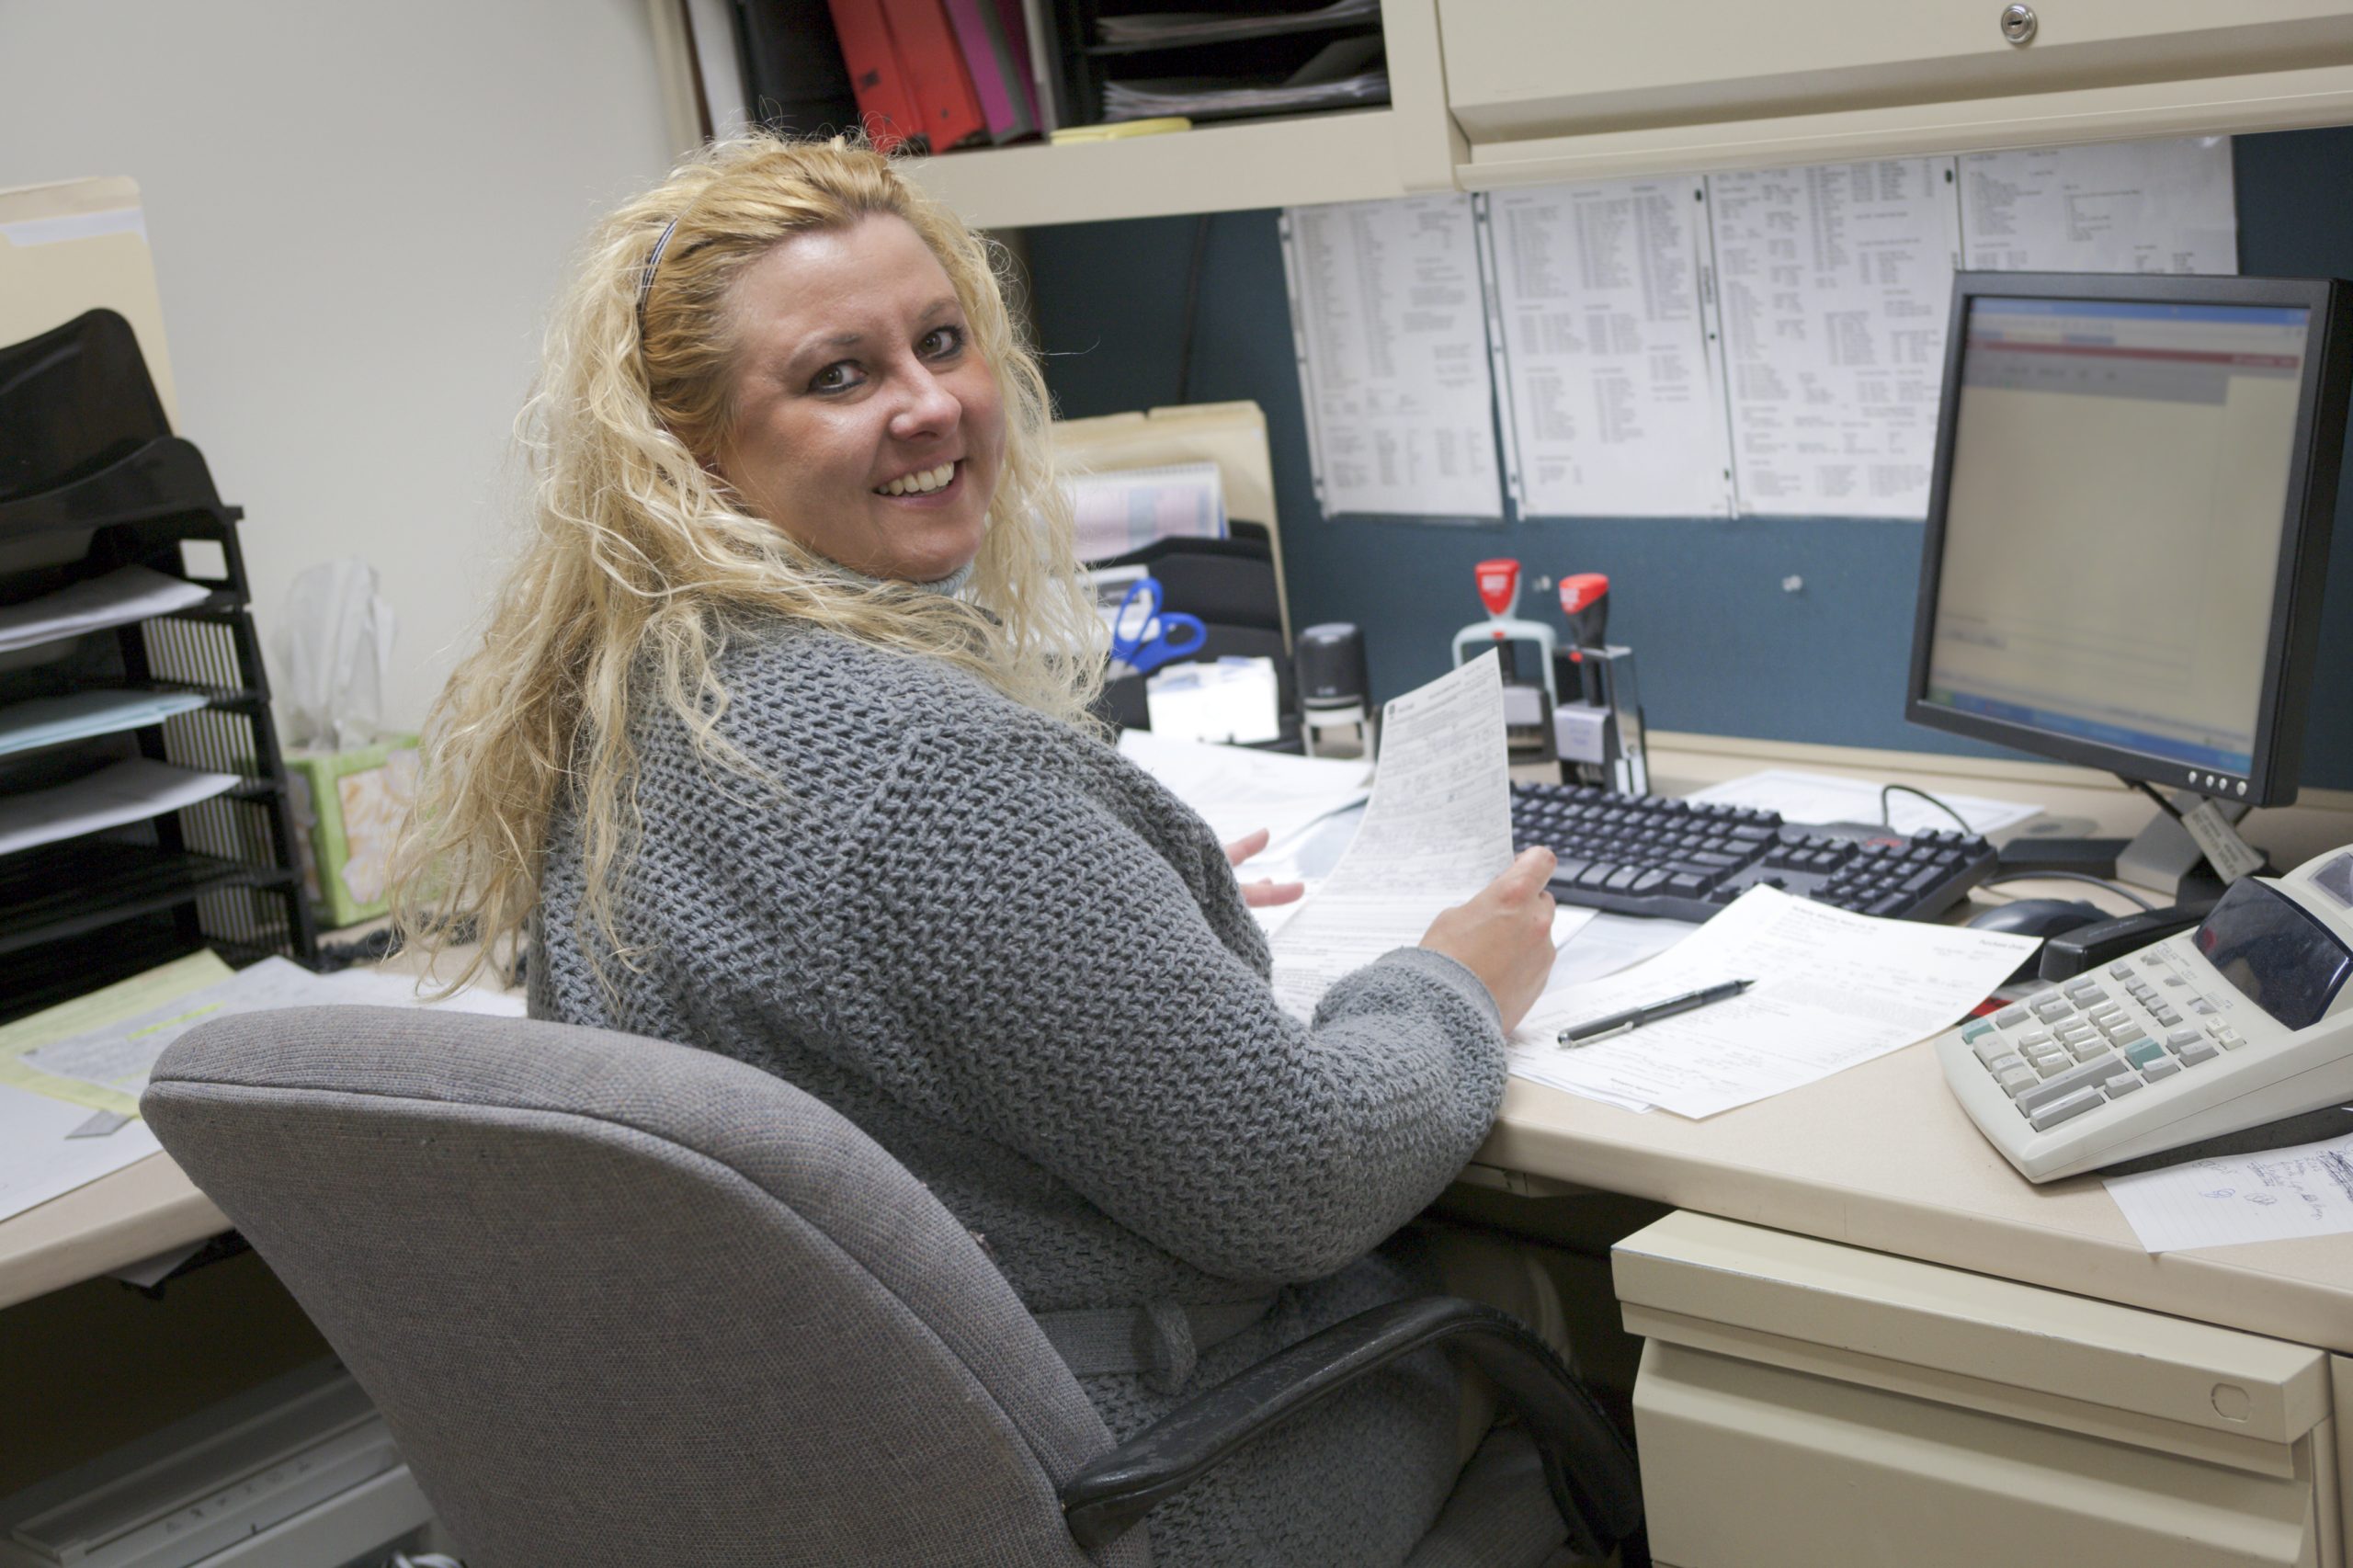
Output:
[808, 718, 1509, 1287]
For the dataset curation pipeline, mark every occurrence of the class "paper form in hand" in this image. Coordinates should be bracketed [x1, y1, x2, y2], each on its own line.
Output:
[1482, 178, 1734, 519]
[1269, 654, 1514, 1017]
[1279, 194, 1506, 520]
[1957, 138, 2236, 276]
[1509, 887, 2037, 1118]
[1709, 159, 1959, 520]
[2103, 1127, 2353, 1253]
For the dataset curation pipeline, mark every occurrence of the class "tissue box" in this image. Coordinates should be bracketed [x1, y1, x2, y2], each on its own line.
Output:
[284, 737, 419, 929]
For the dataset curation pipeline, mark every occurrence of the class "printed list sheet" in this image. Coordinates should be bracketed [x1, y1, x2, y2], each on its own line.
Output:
[1281, 194, 1506, 520]
[1709, 158, 1959, 519]
[1959, 137, 2237, 275]
[1483, 178, 1733, 518]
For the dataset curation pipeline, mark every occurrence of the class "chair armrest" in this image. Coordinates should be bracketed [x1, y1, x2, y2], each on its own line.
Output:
[1059, 1296, 1642, 1556]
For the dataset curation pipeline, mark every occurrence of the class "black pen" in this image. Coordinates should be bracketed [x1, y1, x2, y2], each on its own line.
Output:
[1556, 979, 1756, 1048]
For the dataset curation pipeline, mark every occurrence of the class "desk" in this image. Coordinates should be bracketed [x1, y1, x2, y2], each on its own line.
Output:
[6, 735, 2351, 1552]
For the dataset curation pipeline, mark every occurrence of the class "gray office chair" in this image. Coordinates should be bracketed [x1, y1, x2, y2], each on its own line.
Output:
[141, 1006, 1641, 1567]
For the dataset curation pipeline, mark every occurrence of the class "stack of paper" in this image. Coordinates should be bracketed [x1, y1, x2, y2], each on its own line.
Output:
[1117, 729, 1370, 849]
[0, 756, 241, 857]
[1508, 888, 2038, 1118]
[1067, 461, 1226, 562]
[0, 565, 210, 654]
[0, 688, 210, 758]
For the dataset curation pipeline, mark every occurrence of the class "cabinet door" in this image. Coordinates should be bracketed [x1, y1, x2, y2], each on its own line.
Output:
[1439, 0, 2353, 145]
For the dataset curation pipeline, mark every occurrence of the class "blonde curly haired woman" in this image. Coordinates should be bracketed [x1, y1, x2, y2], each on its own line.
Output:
[393, 134, 1565, 1565]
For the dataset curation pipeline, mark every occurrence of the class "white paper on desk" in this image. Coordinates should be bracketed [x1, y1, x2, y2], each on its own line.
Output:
[0, 756, 241, 858]
[1118, 730, 1371, 850]
[1708, 159, 1959, 520]
[2104, 1127, 2353, 1252]
[0, 1081, 163, 1227]
[1270, 655, 1514, 1017]
[1481, 179, 1735, 518]
[25, 958, 354, 1095]
[1683, 768, 2041, 836]
[1959, 138, 2237, 276]
[1510, 887, 2037, 1118]
[0, 565, 210, 654]
[1280, 195, 1506, 520]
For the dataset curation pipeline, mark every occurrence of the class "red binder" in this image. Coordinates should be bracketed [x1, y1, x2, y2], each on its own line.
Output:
[825, 0, 924, 153]
[876, 0, 991, 153]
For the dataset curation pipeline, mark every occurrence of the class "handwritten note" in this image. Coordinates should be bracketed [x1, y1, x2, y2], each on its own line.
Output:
[2104, 1128, 2353, 1252]
[1509, 887, 2035, 1118]
[1270, 654, 1514, 1017]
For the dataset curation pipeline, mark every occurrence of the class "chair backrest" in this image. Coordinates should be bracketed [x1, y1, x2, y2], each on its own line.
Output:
[142, 1006, 1150, 1568]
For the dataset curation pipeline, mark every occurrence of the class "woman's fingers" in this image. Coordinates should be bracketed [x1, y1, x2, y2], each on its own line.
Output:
[1223, 827, 1272, 867]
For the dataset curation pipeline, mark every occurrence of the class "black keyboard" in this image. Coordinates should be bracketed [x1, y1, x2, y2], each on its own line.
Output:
[1511, 782, 1998, 923]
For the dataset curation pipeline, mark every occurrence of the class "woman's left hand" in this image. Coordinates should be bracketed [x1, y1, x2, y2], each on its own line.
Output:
[1224, 828, 1305, 908]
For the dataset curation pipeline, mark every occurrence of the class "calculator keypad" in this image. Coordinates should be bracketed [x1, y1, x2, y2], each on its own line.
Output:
[1967, 958, 2237, 1119]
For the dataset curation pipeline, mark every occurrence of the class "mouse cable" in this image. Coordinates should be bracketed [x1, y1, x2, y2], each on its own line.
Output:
[1878, 781, 1975, 836]
[1976, 869, 2156, 912]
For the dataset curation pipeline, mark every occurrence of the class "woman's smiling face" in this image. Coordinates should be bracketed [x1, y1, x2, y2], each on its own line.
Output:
[713, 214, 1006, 583]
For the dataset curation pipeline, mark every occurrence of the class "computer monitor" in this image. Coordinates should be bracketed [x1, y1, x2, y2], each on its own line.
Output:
[1906, 271, 2353, 893]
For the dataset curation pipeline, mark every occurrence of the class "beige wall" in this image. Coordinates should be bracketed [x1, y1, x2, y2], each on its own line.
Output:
[0, 1, 684, 732]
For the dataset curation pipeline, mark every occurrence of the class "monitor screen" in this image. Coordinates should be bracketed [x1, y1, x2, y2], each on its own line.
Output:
[1912, 278, 2346, 803]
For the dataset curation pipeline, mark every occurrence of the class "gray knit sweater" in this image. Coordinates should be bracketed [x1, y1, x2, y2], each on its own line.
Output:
[529, 618, 1511, 1565]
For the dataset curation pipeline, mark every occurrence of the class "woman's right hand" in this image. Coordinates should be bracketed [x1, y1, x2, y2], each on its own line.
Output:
[1419, 847, 1559, 1033]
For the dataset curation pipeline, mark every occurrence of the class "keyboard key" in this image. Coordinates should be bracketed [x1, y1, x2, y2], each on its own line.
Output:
[2124, 1040, 2166, 1069]
[1962, 1020, 1996, 1044]
[2105, 1074, 2144, 1098]
[2062, 979, 2102, 1000]
[1995, 1065, 2039, 1096]
[2178, 1040, 2219, 1065]
[2109, 962, 2136, 979]
[1995, 1006, 2029, 1028]
[2016, 1055, 2126, 1113]
[2015, 1029, 2053, 1049]
[2143, 1057, 2181, 1081]
[2165, 1029, 2200, 1050]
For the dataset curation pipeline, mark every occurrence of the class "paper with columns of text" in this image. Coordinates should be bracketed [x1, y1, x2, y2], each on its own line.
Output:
[1280, 194, 1506, 520]
[1270, 653, 1514, 1017]
[1709, 158, 1961, 520]
[2104, 1128, 2353, 1252]
[1958, 137, 2237, 276]
[1509, 886, 2037, 1118]
[1481, 177, 1735, 518]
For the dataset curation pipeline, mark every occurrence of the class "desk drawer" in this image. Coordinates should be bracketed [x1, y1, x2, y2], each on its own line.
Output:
[1614, 1212, 2339, 1568]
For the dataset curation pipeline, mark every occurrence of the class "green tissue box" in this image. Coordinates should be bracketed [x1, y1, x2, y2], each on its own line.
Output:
[285, 737, 419, 929]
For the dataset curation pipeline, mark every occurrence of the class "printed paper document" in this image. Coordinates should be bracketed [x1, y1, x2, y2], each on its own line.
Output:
[1683, 768, 2041, 836]
[1483, 178, 1733, 518]
[1116, 730, 1371, 850]
[1281, 194, 1506, 520]
[1709, 159, 1960, 519]
[1959, 137, 2236, 275]
[1271, 655, 1512, 1017]
[0, 565, 210, 654]
[1509, 887, 2037, 1118]
[0, 757, 241, 858]
[2104, 1127, 2353, 1252]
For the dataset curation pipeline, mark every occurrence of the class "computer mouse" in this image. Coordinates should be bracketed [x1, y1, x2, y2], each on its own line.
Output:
[1965, 897, 2111, 938]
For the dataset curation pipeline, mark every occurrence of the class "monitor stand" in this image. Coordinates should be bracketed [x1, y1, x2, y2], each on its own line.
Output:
[1997, 789, 2244, 904]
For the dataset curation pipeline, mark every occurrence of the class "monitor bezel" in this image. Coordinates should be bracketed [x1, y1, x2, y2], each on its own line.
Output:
[1905, 271, 2353, 809]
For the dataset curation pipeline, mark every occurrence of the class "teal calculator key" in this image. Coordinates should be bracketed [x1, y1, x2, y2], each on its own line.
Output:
[1962, 1020, 1996, 1044]
[2124, 1040, 2166, 1068]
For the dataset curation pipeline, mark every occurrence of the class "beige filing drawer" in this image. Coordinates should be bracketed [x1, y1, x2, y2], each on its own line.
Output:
[1613, 1212, 2341, 1568]
[1436, 0, 2353, 145]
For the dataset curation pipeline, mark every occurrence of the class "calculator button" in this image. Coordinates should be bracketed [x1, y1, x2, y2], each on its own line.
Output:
[1962, 1020, 1997, 1045]
[2068, 1037, 2113, 1062]
[2016, 1029, 2053, 1049]
[2109, 962, 2136, 979]
[2054, 1023, 2098, 1046]
[2215, 1028, 2245, 1050]
[2177, 1040, 2219, 1065]
[2124, 1040, 2167, 1069]
[2063, 979, 2101, 999]
[2165, 1029, 2200, 1050]
[2017, 1052, 2129, 1111]
[1995, 1006, 2029, 1028]
[2193, 999, 2219, 1015]
[2086, 1006, 2124, 1027]
[2069, 985, 2110, 1006]
[2100, 1023, 2146, 1049]
[2029, 1086, 2109, 1131]
[1995, 1066, 2039, 1096]
[2143, 1057, 2182, 1081]
[2152, 1007, 2183, 1028]
[1974, 1037, 2019, 1064]
[2104, 1074, 2145, 1098]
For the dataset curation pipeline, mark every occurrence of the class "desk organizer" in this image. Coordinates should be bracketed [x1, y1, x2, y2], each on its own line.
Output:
[0, 310, 316, 1024]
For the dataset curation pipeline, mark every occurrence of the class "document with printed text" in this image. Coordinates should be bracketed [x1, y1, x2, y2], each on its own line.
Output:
[1508, 887, 2038, 1118]
[1958, 138, 2236, 275]
[1281, 194, 1506, 520]
[1270, 654, 1513, 1017]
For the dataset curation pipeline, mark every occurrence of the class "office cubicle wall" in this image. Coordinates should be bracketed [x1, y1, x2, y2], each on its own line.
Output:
[1025, 127, 2353, 792]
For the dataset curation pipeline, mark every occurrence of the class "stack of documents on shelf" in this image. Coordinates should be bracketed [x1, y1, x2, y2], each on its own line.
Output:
[1684, 768, 2042, 837]
[0, 953, 526, 1226]
[0, 564, 210, 654]
[1105, 38, 1385, 121]
[1068, 460, 1226, 562]
[0, 687, 210, 758]
[1117, 729, 1370, 849]
[0, 756, 240, 857]
[1508, 889, 2038, 1118]
[1097, 0, 1376, 45]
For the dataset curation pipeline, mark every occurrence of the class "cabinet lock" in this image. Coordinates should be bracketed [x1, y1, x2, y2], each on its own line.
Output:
[2000, 4, 2038, 44]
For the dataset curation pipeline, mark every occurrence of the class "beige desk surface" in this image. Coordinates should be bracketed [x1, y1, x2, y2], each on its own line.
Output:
[7, 734, 2353, 1335]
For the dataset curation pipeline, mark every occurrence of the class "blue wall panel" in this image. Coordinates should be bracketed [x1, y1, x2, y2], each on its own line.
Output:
[1024, 128, 2353, 788]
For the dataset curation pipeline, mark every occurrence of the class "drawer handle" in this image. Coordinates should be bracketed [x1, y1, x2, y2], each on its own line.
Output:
[2000, 4, 2039, 44]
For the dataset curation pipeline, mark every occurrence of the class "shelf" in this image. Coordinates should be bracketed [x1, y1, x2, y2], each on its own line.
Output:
[0, 437, 233, 541]
[908, 106, 1412, 226]
[0, 841, 296, 958]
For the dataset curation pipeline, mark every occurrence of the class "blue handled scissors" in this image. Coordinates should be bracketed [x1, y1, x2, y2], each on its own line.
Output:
[1108, 575, 1208, 678]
